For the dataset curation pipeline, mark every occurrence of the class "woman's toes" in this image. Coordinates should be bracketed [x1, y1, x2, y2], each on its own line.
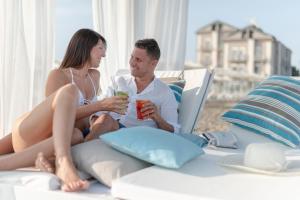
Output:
[61, 180, 89, 192]
[35, 152, 54, 173]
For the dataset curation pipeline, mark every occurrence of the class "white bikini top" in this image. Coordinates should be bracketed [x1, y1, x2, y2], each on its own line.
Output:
[69, 68, 97, 105]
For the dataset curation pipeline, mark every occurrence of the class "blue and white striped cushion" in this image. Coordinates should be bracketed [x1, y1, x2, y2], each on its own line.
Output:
[168, 80, 186, 103]
[222, 76, 300, 148]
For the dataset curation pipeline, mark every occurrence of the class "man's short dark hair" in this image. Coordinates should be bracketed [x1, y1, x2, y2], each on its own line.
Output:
[135, 39, 160, 60]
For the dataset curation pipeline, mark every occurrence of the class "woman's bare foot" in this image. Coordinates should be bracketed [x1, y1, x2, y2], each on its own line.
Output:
[55, 156, 89, 192]
[35, 152, 55, 173]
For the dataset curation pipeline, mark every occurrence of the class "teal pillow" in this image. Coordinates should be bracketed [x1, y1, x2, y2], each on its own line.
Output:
[222, 76, 300, 148]
[168, 80, 186, 103]
[100, 126, 204, 169]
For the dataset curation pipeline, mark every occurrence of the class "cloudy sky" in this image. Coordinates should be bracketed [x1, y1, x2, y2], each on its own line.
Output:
[56, 0, 300, 67]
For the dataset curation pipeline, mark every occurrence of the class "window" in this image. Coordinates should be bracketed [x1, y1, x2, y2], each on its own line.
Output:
[230, 64, 245, 72]
[229, 46, 246, 61]
[254, 63, 262, 74]
[255, 41, 263, 60]
[202, 54, 211, 66]
[202, 37, 212, 51]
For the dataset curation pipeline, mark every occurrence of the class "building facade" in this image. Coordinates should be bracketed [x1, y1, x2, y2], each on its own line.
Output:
[196, 20, 292, 76]
[195, 20, 292, 100]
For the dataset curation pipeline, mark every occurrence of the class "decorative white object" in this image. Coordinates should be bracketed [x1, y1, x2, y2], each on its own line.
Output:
[219, 142, 300, 176]
[244, 143, 287, 172]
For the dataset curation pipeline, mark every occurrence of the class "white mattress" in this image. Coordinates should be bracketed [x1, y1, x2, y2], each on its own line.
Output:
[2, 126, 298, 200]
[112, 147, 300, 200]
[0, 179, 112, 200]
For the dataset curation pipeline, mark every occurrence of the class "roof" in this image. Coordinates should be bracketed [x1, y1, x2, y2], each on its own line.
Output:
[223, 24, 275, 41]
[196, 20, 239, 34]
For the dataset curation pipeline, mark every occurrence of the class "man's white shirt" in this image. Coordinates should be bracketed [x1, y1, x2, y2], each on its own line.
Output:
[102, 75, 180, 133]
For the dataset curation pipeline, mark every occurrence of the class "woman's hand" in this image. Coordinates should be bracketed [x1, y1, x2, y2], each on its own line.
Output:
[97, 96, 129, 114]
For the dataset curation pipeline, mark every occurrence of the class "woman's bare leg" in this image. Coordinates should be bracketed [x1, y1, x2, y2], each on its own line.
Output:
[0, 136, 56, 170]
[0, 133, 13, 155]
[1, 84, 88, 192]
[35, 128, 83, 173]
[50, 84, 89, 192]
[0, 128, 83, 171]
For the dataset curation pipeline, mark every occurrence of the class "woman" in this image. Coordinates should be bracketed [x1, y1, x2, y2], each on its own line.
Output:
[0, 29, 128, 192]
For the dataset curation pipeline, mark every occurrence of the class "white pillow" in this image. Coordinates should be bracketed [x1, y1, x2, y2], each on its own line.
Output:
[72, 139, 151, 187]
[229, 125, 290, 150]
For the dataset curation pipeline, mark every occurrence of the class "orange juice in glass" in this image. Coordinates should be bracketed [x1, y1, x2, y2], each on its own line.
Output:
[136, 100, 148, 120]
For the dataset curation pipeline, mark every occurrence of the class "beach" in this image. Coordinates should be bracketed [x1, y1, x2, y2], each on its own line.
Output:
[194, 100, 237, 133]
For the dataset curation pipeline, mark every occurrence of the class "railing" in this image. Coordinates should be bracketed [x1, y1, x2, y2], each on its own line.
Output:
[229, 56, 247, 63]
[255, 56, 267, 63]
[208, 73, 264, 101]
[201, 45, 212, 52]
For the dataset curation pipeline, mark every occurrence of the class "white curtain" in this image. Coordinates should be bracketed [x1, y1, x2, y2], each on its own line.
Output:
[0, 0, 54, 137]
[92, 0, 189, 91]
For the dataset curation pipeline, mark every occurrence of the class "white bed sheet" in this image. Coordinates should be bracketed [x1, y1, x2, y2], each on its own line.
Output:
[112, 147, 300, 200]
[0, 180, 113, 200]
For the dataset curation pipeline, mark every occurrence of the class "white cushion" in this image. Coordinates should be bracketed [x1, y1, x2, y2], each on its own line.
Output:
[0, 171, 60, 190]
[72, 139, 150, 187]
[112, 147, 300, 200]
[229, 125, 291, 151]
[179, 69, 213, 133]
[0, 181, 112, 200]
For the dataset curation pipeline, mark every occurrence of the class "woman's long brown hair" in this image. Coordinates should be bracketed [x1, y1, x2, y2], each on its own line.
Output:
[59, 29, 106, 69]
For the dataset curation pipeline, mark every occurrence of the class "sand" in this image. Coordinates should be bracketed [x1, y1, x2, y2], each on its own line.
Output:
[194, 100, 237, 133]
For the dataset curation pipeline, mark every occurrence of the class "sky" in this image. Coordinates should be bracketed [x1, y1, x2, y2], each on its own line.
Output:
[55, 0, 93, 62]
[56, 0, 300, 67]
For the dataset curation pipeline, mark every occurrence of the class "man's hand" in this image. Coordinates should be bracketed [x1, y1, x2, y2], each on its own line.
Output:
[140, 100, 159, 121]
[140, 100, 174, 132]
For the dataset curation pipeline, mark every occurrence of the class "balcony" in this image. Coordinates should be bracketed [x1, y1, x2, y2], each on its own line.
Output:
[255, 56, 267, 63]
[229, 56, 247, 63]
[201, 60, 212, 67]
[201, 45, 213, 52]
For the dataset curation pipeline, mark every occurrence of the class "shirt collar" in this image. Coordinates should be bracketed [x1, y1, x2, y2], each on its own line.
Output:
[129, 76, 157, 95]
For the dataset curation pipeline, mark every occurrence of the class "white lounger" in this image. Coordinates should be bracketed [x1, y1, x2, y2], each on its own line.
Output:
[5, 68, 298, 200]
[0, 68, 213, 200]
[110, 69, 300, 200]
[112, 126, 299, 200]
[0, 181, 112, 200]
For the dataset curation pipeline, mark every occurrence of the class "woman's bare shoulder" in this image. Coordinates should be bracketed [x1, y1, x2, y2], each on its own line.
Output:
[48, 68, 69, 81]
[45, 68, 70, 96]
[49, 68, 65, 75]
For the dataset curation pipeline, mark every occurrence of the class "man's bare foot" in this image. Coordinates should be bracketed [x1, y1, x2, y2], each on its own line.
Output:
[55, 156, 89, 192]
[35, 152, 55, 173]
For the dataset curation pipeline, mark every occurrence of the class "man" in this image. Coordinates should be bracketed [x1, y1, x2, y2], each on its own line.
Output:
[85, 39, 179, 141]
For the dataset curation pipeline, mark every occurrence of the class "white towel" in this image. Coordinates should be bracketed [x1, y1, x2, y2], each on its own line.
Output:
[203, 131, 238, 149]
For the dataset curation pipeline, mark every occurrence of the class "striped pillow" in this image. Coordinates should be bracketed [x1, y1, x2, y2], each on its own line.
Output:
[168, 80, 186, 103]
[222, 76, 300, 148]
